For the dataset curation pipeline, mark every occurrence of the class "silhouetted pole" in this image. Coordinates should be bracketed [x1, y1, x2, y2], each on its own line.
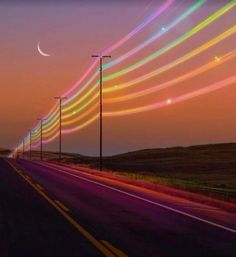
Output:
[29, 130, 32, 160]
[91, 54, 111, 171]
[54, 96, 67, 161]
[23, 139, 25, 159]
[37, 118, 45, 160]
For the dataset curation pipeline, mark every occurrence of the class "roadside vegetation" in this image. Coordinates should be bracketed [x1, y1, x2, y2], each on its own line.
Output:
[26, 143, 236, 203]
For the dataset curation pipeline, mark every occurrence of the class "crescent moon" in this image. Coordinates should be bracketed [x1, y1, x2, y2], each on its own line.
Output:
[37, 42, 51, 57]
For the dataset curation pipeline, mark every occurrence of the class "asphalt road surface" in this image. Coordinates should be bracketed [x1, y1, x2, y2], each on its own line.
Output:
[1, 158, 236, 257]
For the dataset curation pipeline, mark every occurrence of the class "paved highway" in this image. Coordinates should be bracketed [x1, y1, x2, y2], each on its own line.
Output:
[1, 158, 236, 257]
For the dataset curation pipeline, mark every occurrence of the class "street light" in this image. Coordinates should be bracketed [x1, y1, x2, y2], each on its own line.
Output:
[29, 129, 32, 160]
[54, 96, 67, 161]
[91, 54, 111, 171]
[37, 118, 45, 160]
[22, 138, 25, 159]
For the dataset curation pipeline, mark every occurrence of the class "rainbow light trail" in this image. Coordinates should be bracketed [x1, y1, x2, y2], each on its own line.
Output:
[11, 0, 236, 157]
[60, 75, 236, 134]
[61, 27, 236, 121]
[62, 0, 174, 98]
[104, 0, 206, 69]
[62, 0, 205, 108]
[44, 46, 235, 138]
[32, 0, 176, 134]
[104, 50, 236, 103]
[61, 1, 235, 116]
[103, 76, 236, 117]
[104, 27, 236, 94]
[103, 1, 235, 80]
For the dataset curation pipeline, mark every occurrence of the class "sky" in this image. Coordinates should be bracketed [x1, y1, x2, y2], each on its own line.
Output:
[1, 0, 236, 156]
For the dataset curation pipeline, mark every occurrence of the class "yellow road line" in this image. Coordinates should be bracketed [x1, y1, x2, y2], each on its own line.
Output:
[35, 183, 44, 191]
[101, 240, 129, 257]
[54, 200, 70, 212]
[5, 160, 118, 257]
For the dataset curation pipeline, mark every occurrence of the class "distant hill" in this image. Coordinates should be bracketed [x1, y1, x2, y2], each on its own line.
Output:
[0, 148, 11, 156]
[16, 143, 236, 202]
[27, 143, 236, 171]
[55, 142, 236, 171]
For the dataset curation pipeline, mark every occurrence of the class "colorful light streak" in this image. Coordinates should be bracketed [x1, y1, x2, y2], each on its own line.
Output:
[104, 0, 206, 69]
[104, 48, 236, 104]
[13, 26, 236, 152]
[104, 26, 236, 93]
[62, 114, 99, 135]
[63, 92, 99, 120]
[11, 0, 236, 156]
[103, 1, 236, 80]
[105, 54, 236, 103]
[42, 131, 59, 144]
[43, 114, 59, 132]
[62, 102, 99, 126]
[61, 27, 236, 123]
[104, 76, 236, 117]
[43, 123, 60, 139]
[61, 1, 235, 118]
[60, 47, 236, 131]
[33, 1, 175, 136]
[60, 75, 236, 134]
[62, 0, 174, 98]
[62, 0, 206, 113]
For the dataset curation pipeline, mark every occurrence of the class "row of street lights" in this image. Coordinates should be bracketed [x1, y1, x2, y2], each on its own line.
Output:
[24, 97, 66, 161]
[19, 55, 111, 171]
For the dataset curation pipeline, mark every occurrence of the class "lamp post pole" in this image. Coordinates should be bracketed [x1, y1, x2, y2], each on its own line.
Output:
[22, 139, 25, 159]
[91, 54, 111, 171]
[29, 130, 32, 160]
[54, 96, 67, 161]
[37, 118, 45, 160]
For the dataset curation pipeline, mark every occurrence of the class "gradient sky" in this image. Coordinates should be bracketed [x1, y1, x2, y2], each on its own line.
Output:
[1, 0, 236, 156]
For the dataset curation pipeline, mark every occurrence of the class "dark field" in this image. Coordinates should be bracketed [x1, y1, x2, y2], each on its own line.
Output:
[19, 143, 236, 202]
[0, 148, 11, 157]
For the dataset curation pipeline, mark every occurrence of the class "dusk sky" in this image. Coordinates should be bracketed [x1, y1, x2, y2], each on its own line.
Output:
[1, 0, 236, 156]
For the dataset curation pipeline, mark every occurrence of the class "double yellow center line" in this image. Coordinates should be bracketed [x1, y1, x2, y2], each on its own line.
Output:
[5, 159, 128, 257]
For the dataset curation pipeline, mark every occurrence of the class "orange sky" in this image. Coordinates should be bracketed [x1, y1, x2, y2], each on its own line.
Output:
[1, 1, 236, 156]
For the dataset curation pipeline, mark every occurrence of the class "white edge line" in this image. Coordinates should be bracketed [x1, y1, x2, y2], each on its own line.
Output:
[34, 161, 236, 233]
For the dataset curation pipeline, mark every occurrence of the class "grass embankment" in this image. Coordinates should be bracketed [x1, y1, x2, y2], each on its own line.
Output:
[29, 143, 236, 203]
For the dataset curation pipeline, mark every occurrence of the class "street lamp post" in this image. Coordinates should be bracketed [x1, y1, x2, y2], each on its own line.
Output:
[29, 129, 32, 160]
[91, 54, 111, 171]
[37, 118, 45, 160]
[54, 96, 67, 161]
[22, 139, 25, 159]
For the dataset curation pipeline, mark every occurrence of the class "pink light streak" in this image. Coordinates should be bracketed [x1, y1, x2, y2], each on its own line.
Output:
[62, 0, 174, 98]
[104, 76, 236, 117]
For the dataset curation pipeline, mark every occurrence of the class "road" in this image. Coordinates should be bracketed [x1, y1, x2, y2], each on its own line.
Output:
[1, 158, 236, 257]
